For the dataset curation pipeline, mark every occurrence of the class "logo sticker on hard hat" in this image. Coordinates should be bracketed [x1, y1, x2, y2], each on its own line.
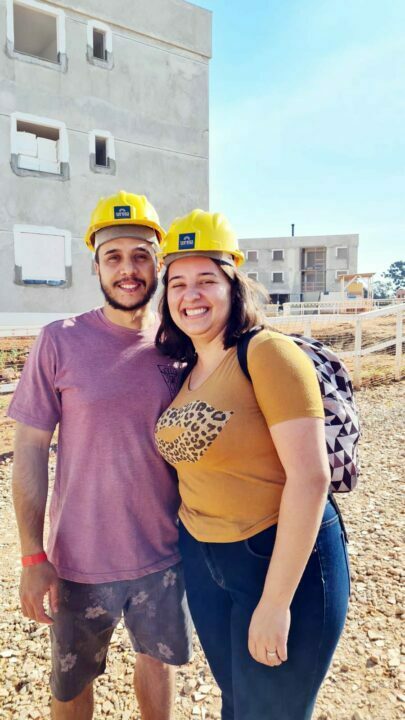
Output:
[178, 233, 195, 250]
[114, 206, 131, 219]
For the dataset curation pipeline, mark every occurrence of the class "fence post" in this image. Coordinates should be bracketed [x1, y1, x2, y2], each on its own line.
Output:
[354, 317, 362, 389]
[303, 318, 312, 337]
[395, 308, 403, 380]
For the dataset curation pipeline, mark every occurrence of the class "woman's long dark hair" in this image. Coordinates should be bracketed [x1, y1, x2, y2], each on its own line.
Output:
[155, 259, 269, 363]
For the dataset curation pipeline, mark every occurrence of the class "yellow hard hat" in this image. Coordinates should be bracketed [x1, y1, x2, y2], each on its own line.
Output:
[160, 209, 245, 267]
[84, 191, 165, 251]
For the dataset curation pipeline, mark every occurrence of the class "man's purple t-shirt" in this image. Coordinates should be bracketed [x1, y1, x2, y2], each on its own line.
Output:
[8, 309, 182, 583]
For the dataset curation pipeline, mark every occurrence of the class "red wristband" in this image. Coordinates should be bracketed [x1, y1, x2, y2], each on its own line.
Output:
[22, 551, 47, 567]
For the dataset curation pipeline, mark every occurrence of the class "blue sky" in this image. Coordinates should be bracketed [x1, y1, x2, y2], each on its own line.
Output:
[196, 0, 404, 273]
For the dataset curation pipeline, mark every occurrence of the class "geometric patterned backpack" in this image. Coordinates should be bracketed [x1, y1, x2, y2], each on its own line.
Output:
[237, 328, 360, 493]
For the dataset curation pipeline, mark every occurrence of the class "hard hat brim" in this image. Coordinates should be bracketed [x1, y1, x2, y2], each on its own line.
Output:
[85, 219, 165, 252]
[163, 249, 245, 267]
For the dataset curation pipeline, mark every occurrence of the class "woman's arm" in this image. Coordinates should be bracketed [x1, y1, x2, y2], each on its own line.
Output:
[248, 416, 330, 666]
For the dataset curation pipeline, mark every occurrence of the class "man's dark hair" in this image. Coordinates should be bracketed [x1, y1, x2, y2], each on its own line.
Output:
[155, 260, 269, 364]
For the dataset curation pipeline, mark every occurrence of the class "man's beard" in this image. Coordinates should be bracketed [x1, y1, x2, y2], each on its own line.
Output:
[99, 274, 158, 312]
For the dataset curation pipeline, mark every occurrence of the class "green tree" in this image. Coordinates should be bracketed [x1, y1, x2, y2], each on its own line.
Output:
[383, 260, 405, 290]
[372, 277, 394, 299]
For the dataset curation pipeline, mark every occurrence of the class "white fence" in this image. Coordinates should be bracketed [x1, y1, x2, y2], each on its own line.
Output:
[0, 304, 404, 391]
[280, 298, 403, 316]
[0, 312, 75, 337]
[266, 303, 404, 388]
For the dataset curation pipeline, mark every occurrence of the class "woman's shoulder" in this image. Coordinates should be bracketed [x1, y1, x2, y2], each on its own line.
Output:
[247, 328, 314, 372]
[248, 327, 298, 352]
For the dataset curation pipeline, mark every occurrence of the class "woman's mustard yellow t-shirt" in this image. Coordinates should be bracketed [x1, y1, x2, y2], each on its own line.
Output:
[155, 330, 324, 542]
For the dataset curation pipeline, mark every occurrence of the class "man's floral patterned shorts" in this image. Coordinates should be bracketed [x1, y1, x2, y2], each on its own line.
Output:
[50, 562, 192, 701]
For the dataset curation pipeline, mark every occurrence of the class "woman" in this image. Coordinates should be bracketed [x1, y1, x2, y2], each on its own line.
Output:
[154, 210, 350, 720]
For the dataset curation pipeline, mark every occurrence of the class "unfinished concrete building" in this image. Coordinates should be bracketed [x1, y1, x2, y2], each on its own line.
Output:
[240, 233, 359, 304]
[0, 0, 211, 313]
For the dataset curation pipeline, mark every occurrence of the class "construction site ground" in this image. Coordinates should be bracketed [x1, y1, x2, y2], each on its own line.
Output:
[0, 381, 404, 719]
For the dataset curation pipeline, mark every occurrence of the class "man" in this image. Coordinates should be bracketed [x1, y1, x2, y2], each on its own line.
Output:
[8, 191, 192, 720]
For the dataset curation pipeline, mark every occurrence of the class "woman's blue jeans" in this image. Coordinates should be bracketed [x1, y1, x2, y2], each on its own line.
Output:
[179, 500, 350, 720]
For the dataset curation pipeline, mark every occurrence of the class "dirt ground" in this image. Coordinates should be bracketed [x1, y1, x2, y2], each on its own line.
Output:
[0, 381, 404, 719]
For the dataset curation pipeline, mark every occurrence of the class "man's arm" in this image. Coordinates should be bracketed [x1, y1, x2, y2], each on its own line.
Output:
[12, 421, 59, 625]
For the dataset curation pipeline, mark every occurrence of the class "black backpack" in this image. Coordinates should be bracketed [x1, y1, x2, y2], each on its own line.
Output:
[237, 327, 360, 494]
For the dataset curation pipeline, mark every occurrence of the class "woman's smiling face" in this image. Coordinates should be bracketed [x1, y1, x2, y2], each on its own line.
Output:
[166, 255, 232, 344]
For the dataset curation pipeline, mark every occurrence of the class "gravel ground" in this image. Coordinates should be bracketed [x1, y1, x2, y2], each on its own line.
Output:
[0, 381, 403, 719]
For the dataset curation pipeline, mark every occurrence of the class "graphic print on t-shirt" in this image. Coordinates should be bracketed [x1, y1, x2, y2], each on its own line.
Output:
[156, 401, 234, 464]
[158, 365, 181, 400]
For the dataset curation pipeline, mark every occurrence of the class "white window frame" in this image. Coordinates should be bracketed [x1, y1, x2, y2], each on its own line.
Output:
[10, 111, 69, 179]
[246, 250, 258, 262]
[336, 246, 348, 260]
[87, 20, 113, 68]
[247, 272, 258, 281]
[272, 272, 284, 283]
[88, 130, 116, 174]
[13, 224, 72, 287]
[6, 0, 67, 70]
[272, 249, 284, 261]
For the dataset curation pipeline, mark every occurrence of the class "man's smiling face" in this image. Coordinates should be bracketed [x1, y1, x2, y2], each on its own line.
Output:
[95, 235, 158, 312]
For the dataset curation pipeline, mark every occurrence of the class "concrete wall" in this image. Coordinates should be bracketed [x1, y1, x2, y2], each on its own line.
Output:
[241, 234, 359, 301]
[0, 0, 211, 313]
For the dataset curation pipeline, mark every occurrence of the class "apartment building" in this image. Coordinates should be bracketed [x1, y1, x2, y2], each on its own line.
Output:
[0, 0, 211, 313]
[240, 233, 359, 303]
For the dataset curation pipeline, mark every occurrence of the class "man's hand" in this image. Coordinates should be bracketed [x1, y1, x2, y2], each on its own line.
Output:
[20, 560, 60, 625]
[248, 600, 291, 667]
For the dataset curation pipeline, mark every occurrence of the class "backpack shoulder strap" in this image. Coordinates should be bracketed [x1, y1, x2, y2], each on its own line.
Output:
[236, 325, 264, 381]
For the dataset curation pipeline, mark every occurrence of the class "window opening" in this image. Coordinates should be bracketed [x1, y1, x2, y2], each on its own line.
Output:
[87, 20, 112, 68]
[13, 227, 71, 287]
[95, 137, 108, 166]
[247, 272, 258, 281]
[17, 120, 59, 141]
[13, 2, 58, 63]
[272, 250, 284, 261]
[336, 247, 348, 260]
[93, 29, 106, 60]
[15, 120, 60, 173]
[301, 248, 326, 292]
[272, 272, 283, 283]
[247, 251, 258, 262]
[89, 130, 115, 174]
